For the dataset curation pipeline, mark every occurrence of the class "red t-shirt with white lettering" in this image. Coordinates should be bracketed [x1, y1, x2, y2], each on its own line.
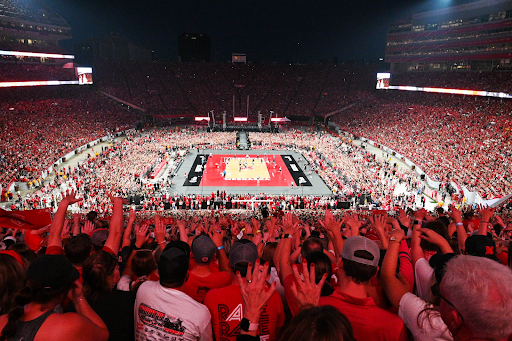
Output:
[204, 284, 285, 341]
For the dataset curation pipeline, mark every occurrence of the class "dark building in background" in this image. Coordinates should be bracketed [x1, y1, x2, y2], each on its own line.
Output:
[178, 33, 210, 62]
[0, 0, 71, 61]
[74, 34, 152, 65]
[386, 0, 512, 72]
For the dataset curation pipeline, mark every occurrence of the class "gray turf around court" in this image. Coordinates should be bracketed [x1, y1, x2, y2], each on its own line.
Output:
[165, 149, 333, 196]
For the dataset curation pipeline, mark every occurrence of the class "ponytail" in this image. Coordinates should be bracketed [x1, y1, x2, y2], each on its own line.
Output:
[0, 287, 33, 341]
[0, 279, 70, 341]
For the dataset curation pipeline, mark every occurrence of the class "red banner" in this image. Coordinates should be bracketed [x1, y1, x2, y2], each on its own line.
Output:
[0, 208, 52, 230]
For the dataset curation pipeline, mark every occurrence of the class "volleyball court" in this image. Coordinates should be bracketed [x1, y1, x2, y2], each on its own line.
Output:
[199, 154, 294, 187]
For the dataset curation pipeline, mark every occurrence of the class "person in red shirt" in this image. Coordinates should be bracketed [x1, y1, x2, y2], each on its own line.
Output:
[319, 236, 408, 341]
[181, 234, 230, 303]
[204, 239, 285, 341]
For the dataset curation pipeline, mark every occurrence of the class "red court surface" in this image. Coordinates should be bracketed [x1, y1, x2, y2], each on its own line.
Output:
[199, 154, 295, 187]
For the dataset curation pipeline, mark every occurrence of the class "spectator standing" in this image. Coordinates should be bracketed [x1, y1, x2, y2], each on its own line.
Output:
[204, 239, 285, 341]
[439, 255, 512, 341]
[0, 255, 108, 341]
[182, 234, 231, 304]
[134, 241, 212, 341]
[319, 236, 408, 341]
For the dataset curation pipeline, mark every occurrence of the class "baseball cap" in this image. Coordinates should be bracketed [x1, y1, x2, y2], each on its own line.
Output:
[429, 252, 456, 284]
[162, 240, 191, 257]
[229, 239, 258, 273]
[341, 236, 380, 267]
[27, 255, 79, 290]
[158, 241, 190, 282]
[465, 235, 499, 262]
[192, 235, 217, 264]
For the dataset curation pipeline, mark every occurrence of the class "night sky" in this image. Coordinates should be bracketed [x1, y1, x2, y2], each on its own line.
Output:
[43, 0, 478, 64]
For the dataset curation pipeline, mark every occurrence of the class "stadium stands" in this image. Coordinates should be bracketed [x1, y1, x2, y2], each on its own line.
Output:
[0, 87, 136, 188]
[332, 90, 512, 198]
[94, 61, 378, 119]
[0, 63, 76, 82]
[1, 60, 511, 201]
[391, 70, 512, 94]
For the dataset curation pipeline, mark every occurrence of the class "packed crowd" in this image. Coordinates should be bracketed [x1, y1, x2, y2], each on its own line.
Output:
[0, 41, 69, 55]
[13, 129, 236, 212]
[0, 0, 67, 26]
[94, 61, 378, 119]
[1, 193, 512, 341]
[0, 87, 137, 188]
[333, 91, 512, 199]
[10, 128, 430, 213]
[251, 130, 425, 208]
[3, 64, 511, 204]
[391, 70, 512, 94]
[0, 64, 76, 82]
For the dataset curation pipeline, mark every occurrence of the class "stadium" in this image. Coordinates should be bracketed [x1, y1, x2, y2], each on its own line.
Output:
[1, 0, 511, 212]
[1, 0, 512, 341]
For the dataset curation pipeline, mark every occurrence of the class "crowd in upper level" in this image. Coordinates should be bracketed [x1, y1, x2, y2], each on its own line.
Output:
[94, 61, 377, 118]
[0, 63, 76, 82]
[333, 91, 512, 198]
[0, 87, 136, 188]
[391, 70, 512, 94]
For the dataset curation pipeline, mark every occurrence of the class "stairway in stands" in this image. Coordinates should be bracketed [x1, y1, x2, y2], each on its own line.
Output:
[238, 131, 248, 149]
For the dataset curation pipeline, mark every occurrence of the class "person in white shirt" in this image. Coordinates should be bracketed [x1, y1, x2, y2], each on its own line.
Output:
[134, 241, 212, 341]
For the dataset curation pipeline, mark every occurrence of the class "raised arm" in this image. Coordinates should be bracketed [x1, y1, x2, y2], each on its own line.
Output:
[47, 190, 82, 250]
[176, 219, 189, 243]
[103, 196, 126, 254]
[318, 210, 344, 258]
[237, 259, 276, 339]
[289, 235, 302, 264]
[134, 224, 150, 249]
[290, 260, 327, 308]
[417, 228, 454, 254]
[72, 213, 81, 236]
[448, 204, 466, 252]
[121, 210, 136, 249]
[410, 209, 428, 265]
[210, 229, 229, 272]
[397, 209, 413, 235]
[380, 228, 410, 310]
[344, 214, 362, 238]
[154, 215, 168, 251]
[369, 214, 389, 250]
[277, 212, 299, 284]
[494, 214, 506, 230]
[477, 204, 496, 236]
[64, 278, 109, 341]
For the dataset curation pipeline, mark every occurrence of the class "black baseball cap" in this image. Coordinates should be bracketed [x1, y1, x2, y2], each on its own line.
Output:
[27, 255, 79, 290]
